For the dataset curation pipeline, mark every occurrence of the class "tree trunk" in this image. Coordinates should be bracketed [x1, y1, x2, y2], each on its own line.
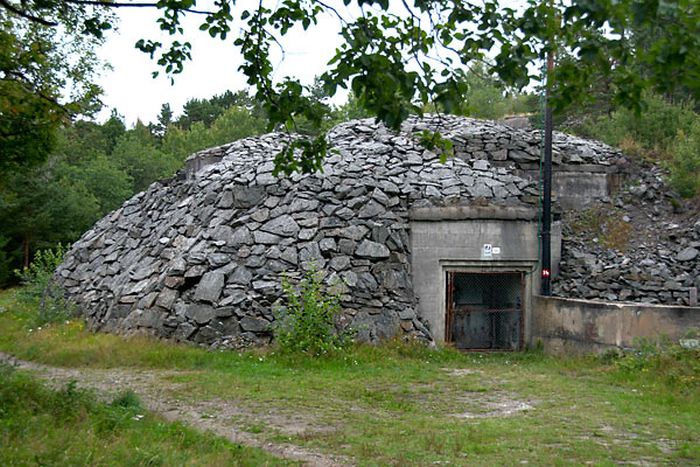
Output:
[23, 235, 30, 269]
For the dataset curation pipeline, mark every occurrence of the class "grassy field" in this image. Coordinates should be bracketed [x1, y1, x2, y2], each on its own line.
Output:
[0, 363, 290, 466]
[1, 287, 699, 466]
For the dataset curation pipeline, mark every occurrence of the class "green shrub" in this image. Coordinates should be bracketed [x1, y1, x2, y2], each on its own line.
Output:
[575, 92, 699, 198]
[274, 267, 353, 356]
[668, 120, 700, 198]
[15, 244, 75, 326]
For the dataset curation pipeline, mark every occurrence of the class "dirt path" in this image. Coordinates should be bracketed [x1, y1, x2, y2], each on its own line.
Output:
[0, 352, 351, 467]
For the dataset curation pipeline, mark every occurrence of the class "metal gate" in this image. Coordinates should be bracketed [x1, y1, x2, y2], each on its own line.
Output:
[446, 271, 523, 350]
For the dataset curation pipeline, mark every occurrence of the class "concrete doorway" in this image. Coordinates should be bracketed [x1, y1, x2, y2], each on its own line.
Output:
[445, 272, 524, 350]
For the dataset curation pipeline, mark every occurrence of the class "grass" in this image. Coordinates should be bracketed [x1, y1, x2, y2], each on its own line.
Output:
[1, 287, 699, 465]
[0, 363, 291, 466]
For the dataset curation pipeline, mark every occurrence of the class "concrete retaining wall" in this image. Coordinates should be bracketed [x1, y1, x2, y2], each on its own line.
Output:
[532, 295, 700, 353]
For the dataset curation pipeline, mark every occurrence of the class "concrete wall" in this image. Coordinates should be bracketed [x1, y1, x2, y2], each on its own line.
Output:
[532, 295, 700, 353]
[410, 206, 562, 344]
[509, 164, 624, 209]
[184, 147, 227, 179]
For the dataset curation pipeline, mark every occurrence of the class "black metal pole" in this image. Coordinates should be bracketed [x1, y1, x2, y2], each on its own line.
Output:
[541, 52, 553, 296]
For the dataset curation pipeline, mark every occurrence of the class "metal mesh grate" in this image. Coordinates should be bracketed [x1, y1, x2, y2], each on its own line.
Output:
[446, 272, 522, 350]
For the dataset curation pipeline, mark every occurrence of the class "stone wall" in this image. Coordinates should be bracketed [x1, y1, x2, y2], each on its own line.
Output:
[404, 116, 627, 209]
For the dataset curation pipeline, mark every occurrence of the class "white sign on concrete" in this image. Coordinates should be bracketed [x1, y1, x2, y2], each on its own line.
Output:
[482, 243, 492, 258]
[492, 246, 502, 255]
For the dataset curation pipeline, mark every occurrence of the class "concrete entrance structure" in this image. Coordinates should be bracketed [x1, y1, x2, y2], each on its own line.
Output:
[509, 163, 624, 209]
[410, 205, 561, 347]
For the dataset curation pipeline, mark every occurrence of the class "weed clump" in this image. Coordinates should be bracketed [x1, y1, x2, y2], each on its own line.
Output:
[613, 336, 700, 391]
[274, 266, 354, 357]
[569, 206, 632, 251]
[110, 389, 144, 411]
[15, 244, 75, 326]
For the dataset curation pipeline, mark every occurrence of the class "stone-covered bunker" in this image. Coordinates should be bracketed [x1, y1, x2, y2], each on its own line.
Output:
[55, 115, 625, 349]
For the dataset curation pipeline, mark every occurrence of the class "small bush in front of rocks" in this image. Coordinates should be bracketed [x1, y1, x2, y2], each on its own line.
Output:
[274, 266, 353, 357]
[15, 244, 76, 326]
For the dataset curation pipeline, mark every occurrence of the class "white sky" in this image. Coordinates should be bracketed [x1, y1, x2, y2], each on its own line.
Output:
[97, 6, 346, 126]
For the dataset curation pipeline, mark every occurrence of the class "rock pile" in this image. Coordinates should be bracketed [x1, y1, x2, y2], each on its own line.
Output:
[554, 165, 700, 305]
[404, 115, 624, 167]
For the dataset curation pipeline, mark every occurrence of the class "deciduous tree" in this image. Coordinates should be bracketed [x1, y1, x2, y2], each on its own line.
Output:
[0, 2, 107, 172]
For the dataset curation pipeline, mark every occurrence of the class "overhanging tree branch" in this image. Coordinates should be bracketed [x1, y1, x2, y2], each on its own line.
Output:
[316, 1, 346, 27]
[62, 0, 213, 15]
[0, 0, 58, 26]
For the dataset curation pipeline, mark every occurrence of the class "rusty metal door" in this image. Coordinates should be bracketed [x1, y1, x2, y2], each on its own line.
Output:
[445, 271, 523, 350]
[445, 271, 455, 342]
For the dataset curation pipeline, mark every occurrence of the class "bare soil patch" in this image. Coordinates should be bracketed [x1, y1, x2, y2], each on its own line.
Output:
[450, 393, 535, 419]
